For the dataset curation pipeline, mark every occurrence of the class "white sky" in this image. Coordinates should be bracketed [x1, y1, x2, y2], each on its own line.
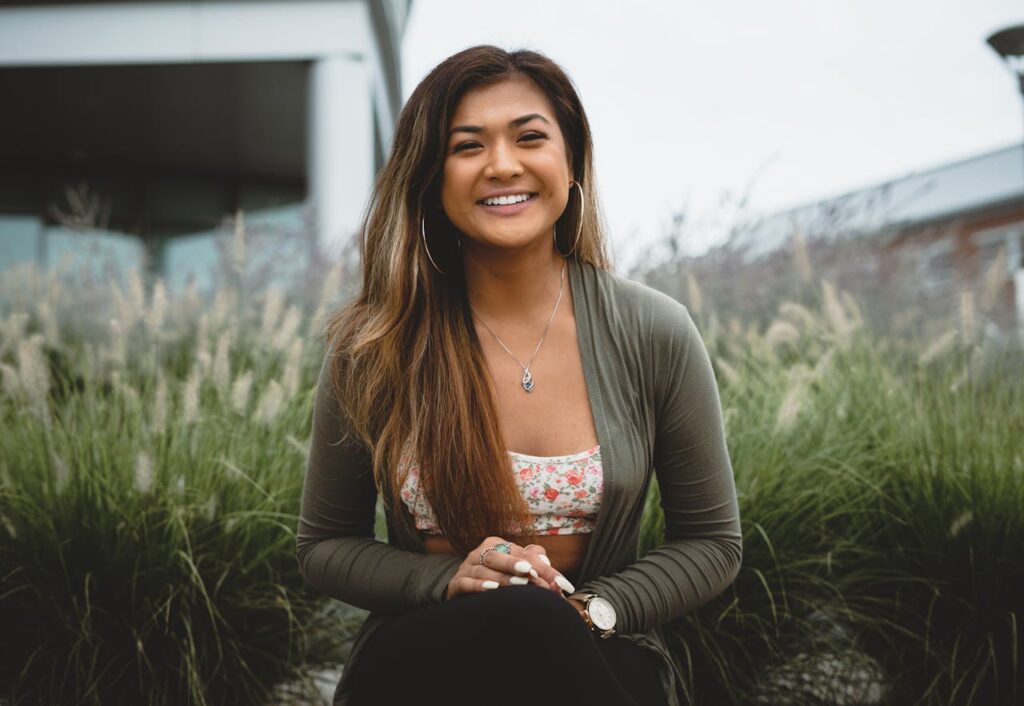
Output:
[401, 0, 1024, 268]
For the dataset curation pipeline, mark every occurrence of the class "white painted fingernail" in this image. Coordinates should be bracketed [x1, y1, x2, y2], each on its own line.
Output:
[514, 560, 531, 574]
[538, 554, 551, 566]
[554, 575, 576, 594]
[482, 581, 499, 590]
[529, 568, 539, 579]
[509, 576, 529, 585]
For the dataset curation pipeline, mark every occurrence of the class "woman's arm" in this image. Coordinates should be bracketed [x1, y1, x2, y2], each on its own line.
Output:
[576, 297, 742, 636]
[296, 347, 462, 615]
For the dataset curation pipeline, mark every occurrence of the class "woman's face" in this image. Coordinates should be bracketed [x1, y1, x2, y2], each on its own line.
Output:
[441, 75, 573, 255]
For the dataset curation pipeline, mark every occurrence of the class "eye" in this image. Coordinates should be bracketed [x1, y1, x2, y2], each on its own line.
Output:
[520, 131, 547, 142]
[452, 141, 482, 153]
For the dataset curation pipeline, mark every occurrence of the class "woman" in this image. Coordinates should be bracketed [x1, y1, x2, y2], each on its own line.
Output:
[297, 46, 741, 706]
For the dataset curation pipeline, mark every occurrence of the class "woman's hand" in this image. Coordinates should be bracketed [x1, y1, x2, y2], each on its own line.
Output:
[444, 536, 577, 600]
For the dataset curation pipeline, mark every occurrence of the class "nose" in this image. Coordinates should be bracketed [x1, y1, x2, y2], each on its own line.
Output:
[483, 139, 523, 180]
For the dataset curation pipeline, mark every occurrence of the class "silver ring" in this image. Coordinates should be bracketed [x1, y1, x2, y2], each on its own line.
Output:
[479, 542, 512, 565]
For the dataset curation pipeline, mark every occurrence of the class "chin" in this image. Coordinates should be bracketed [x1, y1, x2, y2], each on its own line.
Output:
[475, 224, 549, 246]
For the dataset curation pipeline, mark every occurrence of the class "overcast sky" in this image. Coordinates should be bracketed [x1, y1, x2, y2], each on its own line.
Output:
[401, 0, 1023, 267]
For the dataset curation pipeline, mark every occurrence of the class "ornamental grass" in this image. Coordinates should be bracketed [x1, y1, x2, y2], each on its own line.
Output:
[1, 223, 1021, 705]
[0, 239, 355, 705]
[641, 276, 1024, 706]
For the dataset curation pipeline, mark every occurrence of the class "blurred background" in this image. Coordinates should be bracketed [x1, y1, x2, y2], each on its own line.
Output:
[1, 2, 1022, 705]
[1, 0, 1022, 333]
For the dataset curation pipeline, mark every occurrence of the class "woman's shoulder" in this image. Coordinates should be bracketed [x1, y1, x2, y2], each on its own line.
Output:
[576, 259, 696, 344]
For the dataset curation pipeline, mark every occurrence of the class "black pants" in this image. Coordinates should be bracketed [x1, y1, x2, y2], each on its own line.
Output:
[348, 584, 669, 706]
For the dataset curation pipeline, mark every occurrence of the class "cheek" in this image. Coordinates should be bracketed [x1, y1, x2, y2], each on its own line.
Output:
[441, 163, 471, 206]
[539, 152, 571, 187]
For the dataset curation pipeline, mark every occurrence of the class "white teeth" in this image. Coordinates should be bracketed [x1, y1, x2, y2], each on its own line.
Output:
[482, 193, 532, 206]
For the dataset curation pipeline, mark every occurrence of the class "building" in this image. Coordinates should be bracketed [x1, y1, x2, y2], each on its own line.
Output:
[0, 0, 412, 293]
[729, 142, 1024, 327]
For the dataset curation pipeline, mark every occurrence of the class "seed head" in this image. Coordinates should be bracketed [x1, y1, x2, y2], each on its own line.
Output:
[152, 373, 168, 435]
[765, 319, 800, 349]
[715, 358, 740, 387]
[0, 363, 20, 396]
[1, 514, 16, 539]
[948, 511, 973, 538]
[260, 287, 285, 342]
[958, 289, 976, 344]
[231, 370, 254, 415]
[146, 278, 168, 335]
[979, 246, 1007, 313]
[127, 270, 145, 328]
[686, 272, 703, 317]
[791, 227, 813, 283]
[17, 334, 50, 407]
[254, 380, 285, 425]
[281, 338, 304, 397]
[821, 280, 852, 345]
[212, 330, 233, 393]
[775, 366, 811, 433]
[0, 312, 30, 349]
[202, 495, 217, 520]
[919, 330, 957, 366]
[232, 209, 247, 276]
[779, 301, 818, 333]
[51, 451, 70, 495]
[109, 318, 126, 368]
[37, 302, 60, 347]
[272, 306, 302, 352]
[182, 367, 202, 425]
[134, 451, 155, 494]
[194, 314, 210, 377]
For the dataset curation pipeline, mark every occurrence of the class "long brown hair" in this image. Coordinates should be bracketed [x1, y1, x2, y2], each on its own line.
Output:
[324, 46, 611, 553]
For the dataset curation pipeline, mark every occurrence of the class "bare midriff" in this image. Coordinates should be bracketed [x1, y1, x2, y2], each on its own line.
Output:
[422, 533, 591, 584]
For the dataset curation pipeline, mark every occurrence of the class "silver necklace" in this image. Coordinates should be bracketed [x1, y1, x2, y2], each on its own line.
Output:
[469, 263, 565, 393]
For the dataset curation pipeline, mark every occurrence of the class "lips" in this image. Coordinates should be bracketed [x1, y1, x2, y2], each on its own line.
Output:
[476, 192, 539, 206]
[476, 193, 538, 215]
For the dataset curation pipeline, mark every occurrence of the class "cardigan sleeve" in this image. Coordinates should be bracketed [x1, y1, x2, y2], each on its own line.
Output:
[578, 296, 742, 635]
[295, 345, 463, 615]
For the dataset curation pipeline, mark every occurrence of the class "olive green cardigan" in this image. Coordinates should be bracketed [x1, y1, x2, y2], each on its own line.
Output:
[297, 257, 742, 705]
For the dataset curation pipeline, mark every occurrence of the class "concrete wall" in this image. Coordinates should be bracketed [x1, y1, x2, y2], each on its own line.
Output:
[0, 1, 404, 284]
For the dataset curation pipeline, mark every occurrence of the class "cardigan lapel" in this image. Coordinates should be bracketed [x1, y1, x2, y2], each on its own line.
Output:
[568, 257, 615, 582]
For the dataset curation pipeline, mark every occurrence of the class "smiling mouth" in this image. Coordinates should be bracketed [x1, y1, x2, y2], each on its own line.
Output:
[477, 193, 539, 206]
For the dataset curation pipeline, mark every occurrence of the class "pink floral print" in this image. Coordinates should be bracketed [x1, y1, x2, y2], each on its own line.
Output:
[399, 446, 603, 535]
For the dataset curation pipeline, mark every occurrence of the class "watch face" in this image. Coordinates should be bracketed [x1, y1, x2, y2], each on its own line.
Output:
[589, 597, 616, 630]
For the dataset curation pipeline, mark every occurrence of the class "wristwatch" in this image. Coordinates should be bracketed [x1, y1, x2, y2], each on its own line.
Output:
[569, 591, 617, 639]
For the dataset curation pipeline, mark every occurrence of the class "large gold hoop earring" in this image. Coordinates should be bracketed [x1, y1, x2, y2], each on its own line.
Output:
[554, 180, 585, 258]
[421, 216, 446, 275]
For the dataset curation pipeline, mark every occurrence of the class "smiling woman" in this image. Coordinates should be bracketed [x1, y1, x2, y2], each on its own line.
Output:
[442, 79, 572, 256]
[297, 45, 741, 706]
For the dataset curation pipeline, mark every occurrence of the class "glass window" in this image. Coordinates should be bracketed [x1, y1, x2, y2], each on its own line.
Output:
[0, 215, 42, 272]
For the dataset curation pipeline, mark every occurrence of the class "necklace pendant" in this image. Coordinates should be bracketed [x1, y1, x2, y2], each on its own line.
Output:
[521, 369, 535, 393]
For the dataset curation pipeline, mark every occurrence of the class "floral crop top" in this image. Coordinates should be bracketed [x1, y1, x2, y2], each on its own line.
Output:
[399, 445, 603, 536]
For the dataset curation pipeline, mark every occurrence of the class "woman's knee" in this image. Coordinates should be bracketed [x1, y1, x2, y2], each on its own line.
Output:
[477, 585, 586, 632]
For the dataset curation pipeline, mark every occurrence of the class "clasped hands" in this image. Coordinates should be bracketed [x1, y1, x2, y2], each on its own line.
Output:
[445, 536, 589, 622]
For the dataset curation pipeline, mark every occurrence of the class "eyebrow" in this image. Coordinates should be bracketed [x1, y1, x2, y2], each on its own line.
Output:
[449, 113, 551, 138]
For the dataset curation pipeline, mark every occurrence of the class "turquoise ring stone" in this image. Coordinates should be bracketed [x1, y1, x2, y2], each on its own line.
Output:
[480, 542, 513, 564]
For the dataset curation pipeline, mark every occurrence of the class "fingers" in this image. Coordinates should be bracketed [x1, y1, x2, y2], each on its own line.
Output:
[479, 542, 550, 590]
[455, 538, 578, 598]
[446, 562, 543, 600]
[447, 575, 498, 600]
[519, 543, 558, 592]
[519, 543, 576, 595]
